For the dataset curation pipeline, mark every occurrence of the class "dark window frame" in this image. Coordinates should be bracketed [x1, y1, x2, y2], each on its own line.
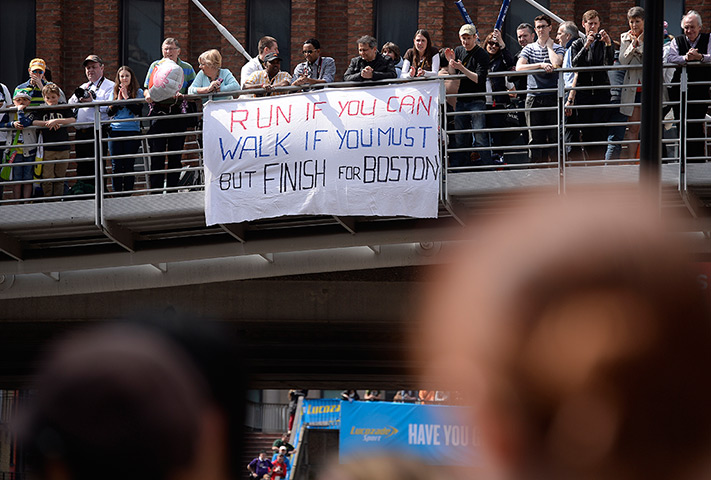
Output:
[375, 0, 419, 58]
[247, 0, 292, 72]
[0, 0, 36, 90]
[503, 0, 551, 56]
[636, 0, 684, 38]
[120, 0, 165, 84]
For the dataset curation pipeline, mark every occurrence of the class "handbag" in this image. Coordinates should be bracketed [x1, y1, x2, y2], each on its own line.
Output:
[1, 130, 21, 181]
[504, 101, 520, 127]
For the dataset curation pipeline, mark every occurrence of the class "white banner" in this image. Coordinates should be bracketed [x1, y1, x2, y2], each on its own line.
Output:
[203, 81, 441, 225]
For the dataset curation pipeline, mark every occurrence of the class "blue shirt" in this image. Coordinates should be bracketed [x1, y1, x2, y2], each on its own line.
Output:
[188, 68, 240, 103]
[110, 88, 144, 131]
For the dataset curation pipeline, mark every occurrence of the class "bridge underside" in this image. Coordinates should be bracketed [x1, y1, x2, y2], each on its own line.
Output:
[0, 270, 426, 389]
[3, 166, 711, 388]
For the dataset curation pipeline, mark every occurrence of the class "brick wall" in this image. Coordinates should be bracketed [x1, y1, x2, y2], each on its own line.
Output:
[347, 0, 374, 58]
[35, 0, 64, 87]
[317, 0, 350, 78]
[164, 0, 191, 57]
[30, 0, 711, 94]
[188, 0, 219, 72]
[95, 0, 120, 78]
[291, 0, 317, 73]
[419, 0, 445, 49]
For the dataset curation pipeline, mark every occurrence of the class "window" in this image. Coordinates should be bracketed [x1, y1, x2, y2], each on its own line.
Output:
[248, 0, 291, 72]
[375, 0, 418, 57]
[637, 0, 684, 38]
[503, 0, 550, 54]
[0, 0, 36, 91]
[121, 0, 164, 84]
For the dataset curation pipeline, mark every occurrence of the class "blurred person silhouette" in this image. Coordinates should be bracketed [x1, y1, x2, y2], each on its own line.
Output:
[18, 325, 211, 480]
[129, 314, 248, 480]
[419, 194, 711, 480]
[318, 454, 446, 480]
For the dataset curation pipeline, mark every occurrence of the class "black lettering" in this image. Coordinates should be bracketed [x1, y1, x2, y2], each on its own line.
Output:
[363, 156, 376, 183]
[219, 173, 232, 190]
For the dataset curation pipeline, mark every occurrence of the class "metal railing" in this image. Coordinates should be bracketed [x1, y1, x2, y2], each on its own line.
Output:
[245, 400, 289, 432]
[0, 64, 704, 213]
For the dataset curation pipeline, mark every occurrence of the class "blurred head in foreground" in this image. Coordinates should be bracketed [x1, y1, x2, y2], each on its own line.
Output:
[20, 325, 210, 480]
[420, 196, 711, 480]
[128, 315, 248, 480]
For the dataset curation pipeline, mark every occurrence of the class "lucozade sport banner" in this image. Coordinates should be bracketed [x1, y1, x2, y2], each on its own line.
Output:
[202, 81, 441, 225]
[339, 401, 479, 466]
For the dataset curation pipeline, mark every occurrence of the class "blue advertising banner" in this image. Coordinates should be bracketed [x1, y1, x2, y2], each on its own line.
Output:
[339, 401, 479, 466]
[301, 399, 341, 429]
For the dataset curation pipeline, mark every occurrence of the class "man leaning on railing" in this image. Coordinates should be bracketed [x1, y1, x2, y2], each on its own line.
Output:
[515, 14, 564, 164]
[668, 10, 711, 162]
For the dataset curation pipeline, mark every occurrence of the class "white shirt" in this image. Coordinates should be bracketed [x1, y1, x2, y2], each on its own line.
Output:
[69, 76, 116, 128]
[0, 83, 12, 144]
[240, 56, 264, 88]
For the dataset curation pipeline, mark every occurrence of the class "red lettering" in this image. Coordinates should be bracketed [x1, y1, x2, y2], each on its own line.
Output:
[276, 104, 292, 124]
[400, 95, 416, 114]
[417, 96, 432, 116]
[257, 105, 273, 128]
[360, 99, 376, 116]
[338, 101, 348, 117]
[230, 109, 248, 132]
[386, 96, 398, 112]
[312, 101, 326, 119]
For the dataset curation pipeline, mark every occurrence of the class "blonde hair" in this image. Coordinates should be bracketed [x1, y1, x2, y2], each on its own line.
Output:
[198, 49, 222, 69]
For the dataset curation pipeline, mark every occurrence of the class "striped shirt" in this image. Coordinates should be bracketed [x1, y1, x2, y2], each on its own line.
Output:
[520, 41, 565, 95]
[245, 70, 293, 96]
[14, 80, 66, 107]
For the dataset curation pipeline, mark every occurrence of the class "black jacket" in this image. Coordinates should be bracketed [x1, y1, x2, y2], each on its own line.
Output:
[454, 44, 489, 95]
[570, 37, 614, 94]
[488, 47, 515, 105]
[343, 53, 397, 82]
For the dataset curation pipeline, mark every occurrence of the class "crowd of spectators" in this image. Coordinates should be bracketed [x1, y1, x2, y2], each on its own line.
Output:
[338, 389, 462, 404]
[0, 10, 708, 202]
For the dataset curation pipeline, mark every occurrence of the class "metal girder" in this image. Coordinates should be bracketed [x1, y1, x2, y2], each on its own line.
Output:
[333, 215, 356, 234]
[0, 230, 23, 261]
[101, 220, 135, 252]
[220, 223, 247, 243]
[0, 243, 444, 299]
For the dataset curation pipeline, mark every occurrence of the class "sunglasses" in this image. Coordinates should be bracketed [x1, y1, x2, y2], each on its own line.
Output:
[303, 50, 315, 54]
[487, 42, 499, 46]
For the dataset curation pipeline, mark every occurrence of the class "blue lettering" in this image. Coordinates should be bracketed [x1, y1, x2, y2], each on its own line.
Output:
[404, 127, 415, 147]
[313, 130, 327, 150]
[419, 126, 432, 148]
[377, 127, 392, 146]
[219, 137, 243, 162]
[240, 136, 259, 158]
[360, 128, 373, 147]
[275, 132, 290, 156]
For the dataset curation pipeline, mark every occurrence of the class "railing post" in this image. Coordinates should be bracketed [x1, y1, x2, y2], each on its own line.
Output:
[439, 78, 448, 205]
[679, 66, 688, 191]
[94, 104, 104, 229]
[639, 0, 664, 206]
[557, 69, 566, 195]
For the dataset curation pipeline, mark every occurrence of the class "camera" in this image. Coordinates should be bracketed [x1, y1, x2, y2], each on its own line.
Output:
[73, 87, 96, 100]
[594, 33, 602, 41]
